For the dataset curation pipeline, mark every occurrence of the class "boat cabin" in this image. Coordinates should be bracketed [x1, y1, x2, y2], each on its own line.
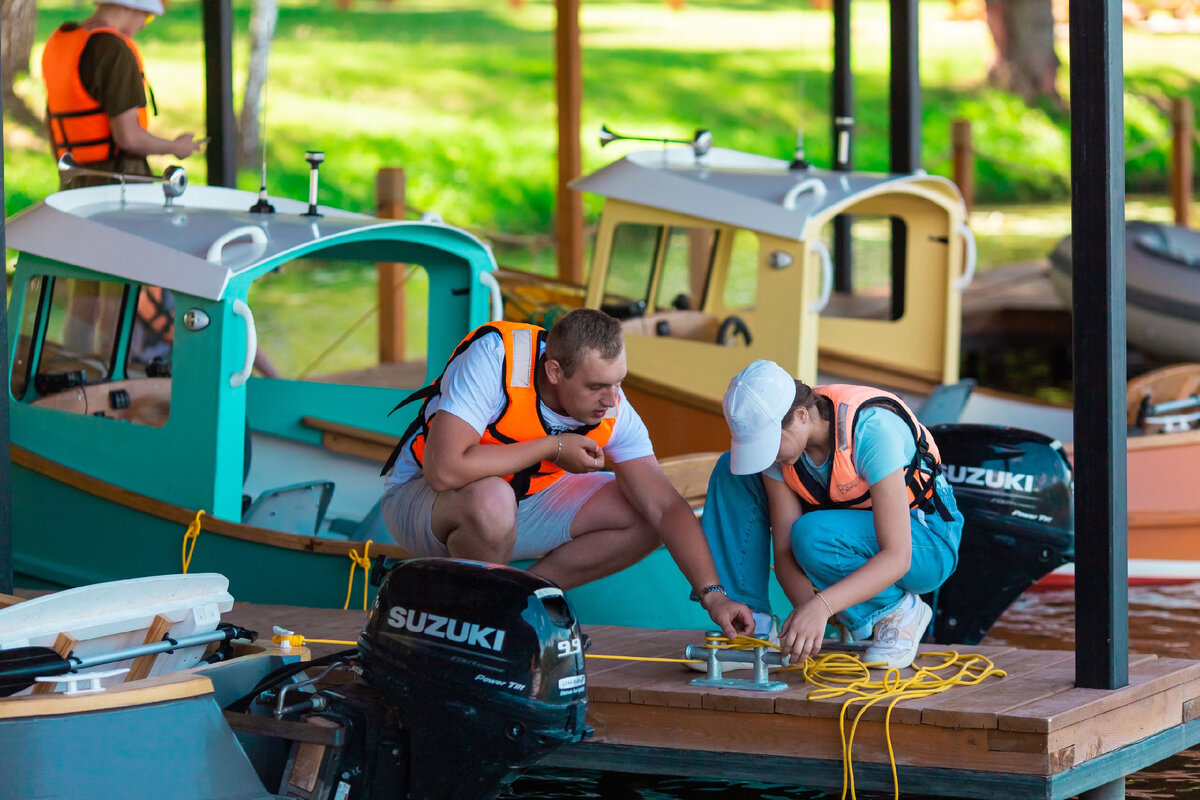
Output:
[571, 146, 974, 454]
[5, 180, 498, 601]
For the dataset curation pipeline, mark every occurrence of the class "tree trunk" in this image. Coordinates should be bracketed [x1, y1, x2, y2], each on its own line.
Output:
[237, 0, 278, 170]
[986, 0, 1062, 107]
[2, 0, 46, 133]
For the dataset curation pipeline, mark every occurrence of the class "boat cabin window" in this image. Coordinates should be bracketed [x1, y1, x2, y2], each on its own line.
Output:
[126, 286, 175, 379]
[721, 229, 759, 312]
[11, 276, 45, 400]
[15, 275, 173, 427]
[246, 257, 431, 388]
[35, 277, 122, 387]
[655, 227, 715, 312]
[602, 223, 658, 318]
[818, 215, 906, 322]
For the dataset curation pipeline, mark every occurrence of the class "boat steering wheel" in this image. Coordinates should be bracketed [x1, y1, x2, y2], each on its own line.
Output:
[717, 315, 752, 347]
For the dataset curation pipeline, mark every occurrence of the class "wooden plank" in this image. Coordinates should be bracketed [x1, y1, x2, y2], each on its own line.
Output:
[921, 653, 1158, 730]
[1044, 677, 1198, 771]
[124, 613, 174, 682]
[0, 673, 214, 719]
[585, 701, 1055, 774]
[999, 655, 1200, 733]
[584, 629, 701, 704]
[31, 632, 78, 696]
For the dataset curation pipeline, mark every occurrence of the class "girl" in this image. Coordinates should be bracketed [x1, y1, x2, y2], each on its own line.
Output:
[702, 359, 964, 669]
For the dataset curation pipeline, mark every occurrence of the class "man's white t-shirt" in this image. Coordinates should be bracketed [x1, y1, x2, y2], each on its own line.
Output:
[384, 333, 654, 489]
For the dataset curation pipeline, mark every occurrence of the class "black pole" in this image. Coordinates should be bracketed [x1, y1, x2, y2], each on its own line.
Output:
[888, 0, 919, 321]
[1070, 0, 1129, 692]
[0, 47, 13, 595]
[203, 0, 237, 187]
[831, 0, 853, 294]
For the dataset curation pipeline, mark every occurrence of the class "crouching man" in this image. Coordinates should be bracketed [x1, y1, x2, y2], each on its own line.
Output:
[380, 309, 753, 638]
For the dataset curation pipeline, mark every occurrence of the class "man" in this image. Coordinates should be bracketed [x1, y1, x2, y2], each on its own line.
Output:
[381, 309, 754, 638]
[42, 0, 199, 188]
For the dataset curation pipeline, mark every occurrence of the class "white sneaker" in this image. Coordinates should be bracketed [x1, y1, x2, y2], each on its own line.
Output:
[686, 618, 780, 673]
[863, 593, 932, 669]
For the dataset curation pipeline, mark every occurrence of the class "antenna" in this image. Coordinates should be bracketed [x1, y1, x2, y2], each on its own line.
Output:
[249, 81, 275, 214]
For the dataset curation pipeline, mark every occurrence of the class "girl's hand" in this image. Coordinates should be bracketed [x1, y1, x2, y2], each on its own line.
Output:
[778, 596, 832, 665]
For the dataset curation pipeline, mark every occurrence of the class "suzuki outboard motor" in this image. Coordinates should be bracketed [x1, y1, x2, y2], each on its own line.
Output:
[227, 558, 589, 800]
[929, 424, 1075, 645]
[357, 557, 591, 799]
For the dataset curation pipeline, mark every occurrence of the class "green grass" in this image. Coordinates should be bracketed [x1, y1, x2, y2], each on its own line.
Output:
[7, 0, 1199, 231]
[3, 0, 1194, 384]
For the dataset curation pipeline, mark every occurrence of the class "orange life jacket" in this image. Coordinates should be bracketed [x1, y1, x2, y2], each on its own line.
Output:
[136, 286, 173, 345]
[782, 384, 951, 520]
[382, 321, 618, 502]
[42, 23, 150, 164]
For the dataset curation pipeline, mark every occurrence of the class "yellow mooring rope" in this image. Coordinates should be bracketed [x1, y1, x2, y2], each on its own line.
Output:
[180, 509, 206, 573]
[344, 541, 373, 611]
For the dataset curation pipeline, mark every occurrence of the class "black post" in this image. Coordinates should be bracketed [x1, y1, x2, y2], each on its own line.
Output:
[888, 0, 919, 320]
[1070, 0, 1129, 692]
[0, 57, 13, 595]
[831, 0, 853, 293]
[203, 0, 237, 187]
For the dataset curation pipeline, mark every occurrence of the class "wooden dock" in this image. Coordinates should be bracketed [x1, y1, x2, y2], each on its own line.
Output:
[220, 603, 1200, 800]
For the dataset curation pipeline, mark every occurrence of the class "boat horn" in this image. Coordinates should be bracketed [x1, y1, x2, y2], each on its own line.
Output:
[599, 124, 712, 159]
[57, 153, 187, 204]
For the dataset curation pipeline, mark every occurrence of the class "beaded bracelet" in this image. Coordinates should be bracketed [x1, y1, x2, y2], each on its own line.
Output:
[815, 591, 835, 617]
[552, 434, 563, 465]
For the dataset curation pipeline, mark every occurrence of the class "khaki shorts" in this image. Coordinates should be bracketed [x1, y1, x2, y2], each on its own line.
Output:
[381, 471, 614, 560]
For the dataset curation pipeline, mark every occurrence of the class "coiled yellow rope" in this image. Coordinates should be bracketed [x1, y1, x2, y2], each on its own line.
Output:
[181, 509, 206, 573]
[344, 540, 373, 611]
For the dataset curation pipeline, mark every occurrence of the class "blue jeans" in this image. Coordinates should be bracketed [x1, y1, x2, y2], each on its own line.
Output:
[700, 451, 964, 634]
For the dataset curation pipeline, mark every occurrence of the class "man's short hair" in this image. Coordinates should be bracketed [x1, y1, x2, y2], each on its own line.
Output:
[545, 308, 623, 377]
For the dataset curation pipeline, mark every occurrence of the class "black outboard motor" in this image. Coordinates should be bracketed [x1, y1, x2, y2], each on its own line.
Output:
[228, 558, 589, 800]
[357, 557, 591, 799]
[928, 424, 1075, 645]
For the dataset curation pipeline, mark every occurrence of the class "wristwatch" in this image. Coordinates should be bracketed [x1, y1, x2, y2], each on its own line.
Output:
[697, 584, 727, 605]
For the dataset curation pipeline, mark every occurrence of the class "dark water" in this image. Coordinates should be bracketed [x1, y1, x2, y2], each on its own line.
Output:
[502, 584, 1200, 799]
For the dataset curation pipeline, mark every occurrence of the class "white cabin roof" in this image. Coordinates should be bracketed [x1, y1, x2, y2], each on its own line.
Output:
[571, 146, 964, 240]
[6, 183, 483, 302]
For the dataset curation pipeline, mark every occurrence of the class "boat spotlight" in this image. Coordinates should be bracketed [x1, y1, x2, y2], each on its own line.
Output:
[57, 153, 188, 206]
[599, 124, 712, 160]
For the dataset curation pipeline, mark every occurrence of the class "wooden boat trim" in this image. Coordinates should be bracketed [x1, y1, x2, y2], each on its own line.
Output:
[1129, 508, 1200, 531]
[11, 444, 415, 559]
[301, 415, 397, 463]
[1127, 428, 1200, 452]
[0, 672, 214, 719]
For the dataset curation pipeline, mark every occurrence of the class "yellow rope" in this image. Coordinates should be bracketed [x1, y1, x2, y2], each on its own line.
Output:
[802, 649, 1006, 800]
[181, 510, 206, 573]
[272, 633, 358, 647]
[344, 540, 373, 611]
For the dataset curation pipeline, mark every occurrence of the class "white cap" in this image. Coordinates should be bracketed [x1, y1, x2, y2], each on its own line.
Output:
[97, 0, 165, 16]
[722, 360, 797, 475]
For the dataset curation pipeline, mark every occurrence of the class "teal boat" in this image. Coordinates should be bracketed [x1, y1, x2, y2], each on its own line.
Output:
[6, 170, 501, 609]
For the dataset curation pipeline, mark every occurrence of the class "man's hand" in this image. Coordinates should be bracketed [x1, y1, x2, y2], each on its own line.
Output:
[701, 593, 755, 640]
[170, 133, 200, 159]
[556, 432, 605, 473]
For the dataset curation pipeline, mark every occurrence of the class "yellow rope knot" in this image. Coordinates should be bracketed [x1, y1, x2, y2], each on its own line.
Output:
[181, 509, 206, 573]
[344, 540, 373, 611]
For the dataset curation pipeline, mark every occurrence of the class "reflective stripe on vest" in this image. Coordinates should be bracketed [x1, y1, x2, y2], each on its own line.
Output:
[781, 384, 943, 514]
[42, 24, 149, 164]
[382, 321, 617, 502]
